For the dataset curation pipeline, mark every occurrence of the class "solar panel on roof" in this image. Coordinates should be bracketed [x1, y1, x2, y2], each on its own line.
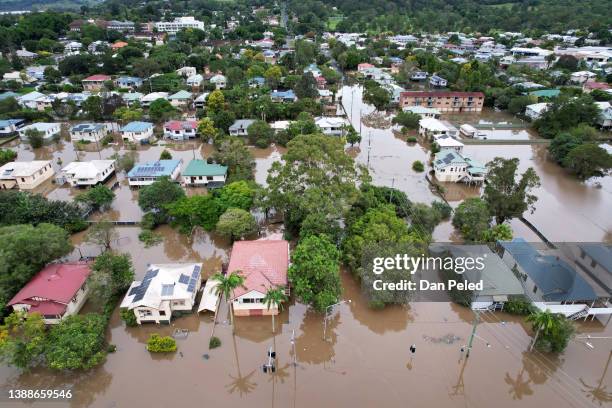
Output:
[129, 286, 139, 295]
[143, 268, 158, 280]
[191, 265, 201, 279]
[178, 274, 190, 284]
[187, 279, 197, 292]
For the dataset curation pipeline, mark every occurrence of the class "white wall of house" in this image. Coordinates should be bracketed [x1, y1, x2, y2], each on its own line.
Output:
[121, 127, 153, 143]
[233, 290, 279, 316]
[182, 174, 226, 186]
[71, 128, 107, 142]
[12, 283, 89, 325]
[128, 165, 181, 186]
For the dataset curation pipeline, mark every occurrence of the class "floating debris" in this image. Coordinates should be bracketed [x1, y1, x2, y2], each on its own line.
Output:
[422, 334, 463, 345]
[172, 329, 189, 340]
[202, 354, 210, 360]
[362, 111, 392, 129]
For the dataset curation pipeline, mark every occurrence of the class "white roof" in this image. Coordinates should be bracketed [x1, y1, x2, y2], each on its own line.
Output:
[20, 122, 60, 132]
[197, 279, 220, 313]
[526, 102, 550, 114]
[62, 160, 114, 178]
[434, 134, 464, 147]
[194, 93, 209, 102]
[315, 116, 349, 128]
[121, 263, 202, 310]
[271, 120, 291, 130]
[142, 92, 169, 102]
[419, 117, 449, 132]
[0, 160, 51, 178]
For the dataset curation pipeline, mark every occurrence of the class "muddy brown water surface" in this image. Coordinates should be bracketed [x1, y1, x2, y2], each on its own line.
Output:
[1, 90, 611, 407]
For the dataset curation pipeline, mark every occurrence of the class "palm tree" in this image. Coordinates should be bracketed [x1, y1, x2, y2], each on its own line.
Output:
[263, 286, 288, 333]
[525, 309, 558, 351]
[213, 271, 245, 330]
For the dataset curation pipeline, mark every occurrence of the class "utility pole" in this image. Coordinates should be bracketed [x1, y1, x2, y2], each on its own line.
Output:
[291, 329, 297, 367]
[366, 131, 372, 169]
[466, 310, 480, 358]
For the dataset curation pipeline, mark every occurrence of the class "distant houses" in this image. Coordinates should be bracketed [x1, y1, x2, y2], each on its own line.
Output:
[0, 160, 55, 190]
[399, 91, 484, 113]
[0, 119, 25, 137]
[120, 263, 202, 324]
[127, 159, 182, 186]
[18, 123, 61, 143]
[61, 160, 116, 187]
[163, 120, 198, 140]
[429, 74, 448, 87]
[229, 119, 256, 136]
[315, 116, 349, 136]
[181, 159, 227, 187]
[8, 263, 92, 324]
[525, 102, 550, 121]
[82, 74, 112, 92]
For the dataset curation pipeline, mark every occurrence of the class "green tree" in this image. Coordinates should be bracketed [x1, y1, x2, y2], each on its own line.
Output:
[146, 333, 177, 352]
[45, 314, 107, 370]
[85, 220, 118, 252]
[159, 149, 172, 160]
[25, 128, 44, 148]
[262, 287, 288, 333]
[526, 310, 575, 353]
[113, 106, 144, 123]
[346, 127, 361, 146]
[212, 272, 245, 329]
[214, 180, 255, 212]
[562, 144, 612, 180]
[483, 158, 541, 225]
[452, 197, 491, 242]
[197, 117, 218, 141]
[148, 99, 176, 122]
[82, 96, 104, 121]
[75, 185, 115, 211]
[0, 148, 17, 166]
[0, 311, 46, 369]
[247, 120, 274, 148]
[166, 194, 222, 233]
[392, 111, 420, 129]
[211, 138, 256, 183]
[548, 132, 583, 164]
[0, 223, 72, 311]
[89, 252, 134, 304]
[207, 89, 225, 113]
[294, 72, 318, 99]
[216, 208, 258, 241]
[481, 223, 513, 242]
[289, 235, 342, 312]
[138, 177, 185, 224]
[363, 82, 390, 111]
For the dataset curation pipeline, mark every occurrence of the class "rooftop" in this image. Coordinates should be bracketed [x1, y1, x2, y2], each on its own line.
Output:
[121, 121, 153, 132]
[127, 160, 181, 178]
[182, 159, 227, 177]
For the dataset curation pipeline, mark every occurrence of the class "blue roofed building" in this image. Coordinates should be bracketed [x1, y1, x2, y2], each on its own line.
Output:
[127, 159, 182, 186]
[120, 121, 154, 144]
[0, 119, 26, 137]
[248, 77, 265, 88]
[115, 76, 143, 89]
[499, 239, 612, 320]
[270, 89, 297, 103]
[572, 243, 612, 295]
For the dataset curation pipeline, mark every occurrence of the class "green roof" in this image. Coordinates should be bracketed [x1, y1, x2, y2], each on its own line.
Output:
[529, 89, 560, 98]
[182, 159, 227, 177]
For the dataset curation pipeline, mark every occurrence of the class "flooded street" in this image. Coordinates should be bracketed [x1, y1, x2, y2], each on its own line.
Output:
[340, 86, 612, 243]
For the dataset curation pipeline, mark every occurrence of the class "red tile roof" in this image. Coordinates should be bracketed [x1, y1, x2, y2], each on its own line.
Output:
[584, 82, 610, 90]
[8, 263, 91, 316]
[83, 74, 112, 82]
[400, 91, 484, 98]
[164, 120, 197, 131]
[227, 239, 289, 298]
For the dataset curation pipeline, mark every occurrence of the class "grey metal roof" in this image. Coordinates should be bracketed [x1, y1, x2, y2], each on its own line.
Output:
[579, 243, 612, 273]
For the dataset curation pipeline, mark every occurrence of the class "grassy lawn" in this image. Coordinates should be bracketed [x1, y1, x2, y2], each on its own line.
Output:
[327, 16, 345, 30]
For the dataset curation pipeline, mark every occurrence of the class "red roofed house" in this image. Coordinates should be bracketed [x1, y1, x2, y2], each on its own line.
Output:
[163, 120, 198, 140]
[82, 74, 112, 92]
[583, 81, 611, 93]
[8, 263, 92, 324]
[358, 63, 375, 72]
[227, 238, 290, 316]
[399, 91, 484, 113]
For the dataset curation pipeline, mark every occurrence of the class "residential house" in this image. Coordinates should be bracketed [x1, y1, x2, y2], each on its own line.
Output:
[64, 41, 83, 54]
[163, 120, 198, 140]
[434, 134, 464, 153]
[106, 20, 135, 32]
[596, 102, 612, 129]
[315, 75, 327, 89]
[15, 49, 38, 61]
[499, 239, 612, 320]
[410, 71, 428, 81]
[210, 74, 227, 89]
[186, 74, 204, 88]
[127, 159, 182, 186]
[110, 41, 128, 52]
[318, 89, 333, 103]
[120, 121, 154, 144]
[429, 75, 448, 87]
[141, 92, 169, 107]
[270, 120, 291, 133]
[399, 91, 484, 113]
[194, 93, 209, 109]
[303, 63, 322, 77]
[459, 124, 486, 139]
[227, 239, 290, 317]
[168, 90, 193, 109]
[433, 149, 486, 183]
[418, 117, 451, 139]
[583, 82, 611, 93]
[384, 83, 404, 104]
[61, 160, 115, 187]
[229, 119, 256, 136]
[0, 119, 25, 137]
[357, 63, 375, 72]
[18, 123, 61, 143]
[122, 92, 143, 106]
[181, 159, 227, 187]
[17, 91, 48, 110]
[70, 123, 108, 143]
[0, 160, 55, 190]
[571, 243, 612, 295]
[82, 74, 112, 92]
[88, 40, 109, 55]
[176, 66, 197, 78]
[3, 71, 35, 85]
[248, 77, 265, 88]
[120, 263, 203, 324]
[315, 116, 350, 136]
[570, 71, 596, 84]
[431, 244, 525, 311]
[8, 263, 91, 324]
[263, 50, 277, 64]
[115, 76, 143, 89]
[270, 90, 297, 103]
[25, 66, 49, 81]
[525, 102, 550, 121]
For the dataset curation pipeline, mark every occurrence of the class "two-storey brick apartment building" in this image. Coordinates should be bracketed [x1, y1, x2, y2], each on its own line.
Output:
[399, 91, 485, 113]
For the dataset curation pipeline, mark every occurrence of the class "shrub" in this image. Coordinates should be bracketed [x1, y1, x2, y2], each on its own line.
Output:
[406, 136, 417, 143]
[412, 160, 425, 172]
[209, 336, 221, 349]
[146, 334, 177, 353]
[504, 297, 535, 315]
[138, 229, 162, 247]
[159, 149, 172, 160]
[120, 308, 138, 327]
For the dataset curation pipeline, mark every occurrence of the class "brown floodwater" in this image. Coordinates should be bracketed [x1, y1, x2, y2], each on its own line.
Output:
[340, 86, 612, 243]
[1, 235, 610, 408]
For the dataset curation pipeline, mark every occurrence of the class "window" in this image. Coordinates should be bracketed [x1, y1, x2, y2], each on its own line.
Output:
[159, 310, 166, 316]
[580, 249, 586, 259]
[139, 309, 152, 317]
[591, 259, 597, 268]
[532, 285, 538, 294]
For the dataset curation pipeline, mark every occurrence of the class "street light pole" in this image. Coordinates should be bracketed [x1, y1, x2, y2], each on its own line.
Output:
[466, 310, 480, 358]
[323, 300, 351, 341]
